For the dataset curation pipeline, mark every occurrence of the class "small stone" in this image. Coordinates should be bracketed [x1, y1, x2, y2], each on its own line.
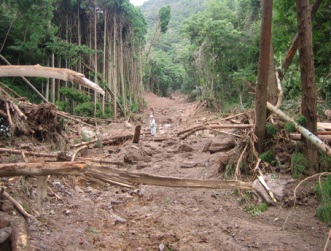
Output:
[180, 161, 197, 168]
[63, 210, 71, 215]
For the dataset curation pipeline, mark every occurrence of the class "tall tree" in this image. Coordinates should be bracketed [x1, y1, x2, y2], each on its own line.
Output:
[295, 0, 318, 169]
[254, 0, 273, 153]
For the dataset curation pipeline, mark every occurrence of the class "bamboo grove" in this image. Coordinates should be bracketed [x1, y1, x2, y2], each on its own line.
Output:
[0, 0, 147, 119]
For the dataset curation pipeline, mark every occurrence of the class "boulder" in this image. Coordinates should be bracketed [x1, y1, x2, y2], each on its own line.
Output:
[178, 144, 194, 152]
[208, 135, 236, 154]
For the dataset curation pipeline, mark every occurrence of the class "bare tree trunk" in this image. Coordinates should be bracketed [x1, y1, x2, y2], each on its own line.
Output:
[94, 3, 98, 117]
[254, 0, 273, 153]
[51, 53, 55, 103]
[119, 20, 126, 117]
[267, 43, 277, 106]
[113, 14, 118, 121]
[280, 0, 323, 80]
[296, 0, 318, 169]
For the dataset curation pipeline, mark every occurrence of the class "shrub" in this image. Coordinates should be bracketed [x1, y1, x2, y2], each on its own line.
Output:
[260, 150, 274, 163]
[296, 115, 307, 126]
[266, 123, 278, 137]
[284, 122, 296, 133]
[316, 176, 331, 223]
[290, 153, 310, 178]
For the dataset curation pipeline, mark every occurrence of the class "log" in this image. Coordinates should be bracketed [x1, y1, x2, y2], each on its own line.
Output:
[177, 123, 253, 136]
[0, 65, 105, 95]
[0, 162, 87, 177]
[0, 148, 57, 158]
[0, 212, 30, 251]
[71, 133, 133, 148]
[0, 148, 123, 166]
[2, 190, 33, 219]
[177, 124, 253, 139]
[289, 133, 331, 143]
[318, 122, 331, 130]
[0, 162, 252, 190]
[267, 102, 331, 157]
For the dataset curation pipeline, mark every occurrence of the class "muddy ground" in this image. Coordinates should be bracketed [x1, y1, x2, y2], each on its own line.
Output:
[1, 92, 330, 251]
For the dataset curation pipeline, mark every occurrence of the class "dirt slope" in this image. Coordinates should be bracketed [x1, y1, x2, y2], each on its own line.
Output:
[1, 92, 330, 251]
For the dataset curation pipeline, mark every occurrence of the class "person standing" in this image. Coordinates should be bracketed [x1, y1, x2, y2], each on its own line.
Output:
[150, 108, 157, 136]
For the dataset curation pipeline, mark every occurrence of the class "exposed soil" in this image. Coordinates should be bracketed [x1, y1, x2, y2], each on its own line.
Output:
[1, 92, 330, 251]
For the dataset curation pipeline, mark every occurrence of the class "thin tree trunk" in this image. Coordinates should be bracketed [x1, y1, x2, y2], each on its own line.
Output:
[280, 0, 323, 80]
[102, 8, 107, 83]
[94, 3, 98, 117]
[254, 0, 273, 153]
[113, 14, 118, 121]
[119, 21, 126, 117]
[296, 0, 318, 169]
[267, 43, 277, 106]
[51, 53, 55, 103]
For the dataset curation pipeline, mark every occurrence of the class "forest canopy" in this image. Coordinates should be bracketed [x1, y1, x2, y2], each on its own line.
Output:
[0, 0, 330, 117]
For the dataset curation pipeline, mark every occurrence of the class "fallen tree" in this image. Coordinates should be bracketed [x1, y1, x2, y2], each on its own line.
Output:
[267, 101, 331, 157]
[0, 161, 253, 190]
[177, 123, 253, 139]
[0, 65, 104, 95]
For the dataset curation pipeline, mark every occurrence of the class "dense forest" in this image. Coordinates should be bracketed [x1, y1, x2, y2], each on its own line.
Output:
[142, 0, 331, 111]
[0, 0, 330, 117]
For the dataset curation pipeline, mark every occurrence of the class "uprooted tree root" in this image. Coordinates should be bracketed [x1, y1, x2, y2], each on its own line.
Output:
[0, 97, 64, 145]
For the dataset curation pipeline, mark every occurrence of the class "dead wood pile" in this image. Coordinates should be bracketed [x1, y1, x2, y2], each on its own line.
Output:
[0, 97, 62, 143]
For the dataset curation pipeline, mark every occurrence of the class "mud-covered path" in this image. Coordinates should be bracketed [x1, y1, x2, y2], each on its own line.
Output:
[21, 92, 331, 250]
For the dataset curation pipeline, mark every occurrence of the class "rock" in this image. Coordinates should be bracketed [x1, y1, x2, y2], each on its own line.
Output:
[208, 136, 236, 154]
[80, 126, 96, 139]
[124, 149, 152, 164]
[180, 161, 197, 168]
[203, 140, 212, 152]
[0, 227, 12, 244]
[252, 174, 295, 205]
[136, 162, 148, 170]
[124, 121, 132, 129]
[163, 139, 177, 147]
[110, 212, 126, 225]
[178, 144, 194, 152]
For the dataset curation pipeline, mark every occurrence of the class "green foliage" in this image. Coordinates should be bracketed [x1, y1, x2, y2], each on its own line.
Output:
[55, 101, 68, 112]
[60, 88, 91, 103]
[145, 49, 184, 97]
[179, 0, 258, 108]
[158, 5, 171, 33]
[131, 102, 139, 113]
[296, 116, 307, 127]
[318, 151, 331, 172]
[245, 202, 268, 216]
[95, 139, 103, 149]
[318, 76, 331, 105]
[74, 102, 94, 117]
[81, 133, 90, 142]
[290, 153, 310, 178]
[86, 227, 98, 234]
[315, 176, 331, 223]
[223, 164, 235, 179]
[284, 122, 296, 133]
[265, 123, 278, 137]
[260, 150, 274, 163]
